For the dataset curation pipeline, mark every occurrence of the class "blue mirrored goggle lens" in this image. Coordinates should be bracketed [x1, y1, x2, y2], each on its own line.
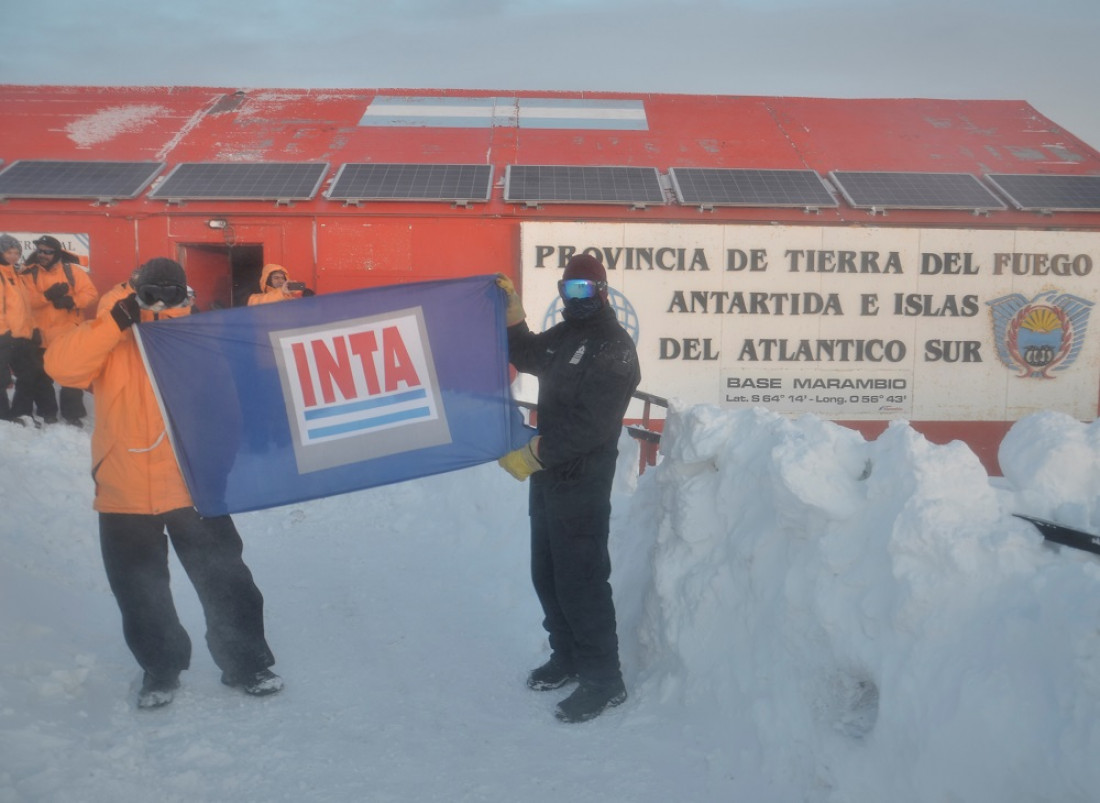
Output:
[558, 279, 602, 300]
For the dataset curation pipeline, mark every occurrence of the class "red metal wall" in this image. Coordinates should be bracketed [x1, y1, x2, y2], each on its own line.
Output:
[6, 86, 1100, 475]
[0, 206, 1082, 473]
[0, 211, 518, 306]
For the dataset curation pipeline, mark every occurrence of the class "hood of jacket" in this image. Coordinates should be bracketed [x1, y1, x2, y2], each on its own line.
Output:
[259, 263, 290, 291]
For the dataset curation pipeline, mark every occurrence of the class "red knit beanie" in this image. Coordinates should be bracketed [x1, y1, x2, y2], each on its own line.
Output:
[562, 253, 607, 284]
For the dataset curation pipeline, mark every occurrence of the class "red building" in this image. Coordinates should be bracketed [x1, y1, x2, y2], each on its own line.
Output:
[2, 85, 1099, 471]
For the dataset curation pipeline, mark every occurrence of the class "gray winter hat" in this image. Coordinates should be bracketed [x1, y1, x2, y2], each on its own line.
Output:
[0, 234, 22, 254]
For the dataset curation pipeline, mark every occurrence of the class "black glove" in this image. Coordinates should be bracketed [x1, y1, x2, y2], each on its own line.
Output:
[44, 282, 70, 301]
[52, 295, 76, 310]
[301, 288, 316, 297]
[110, 293, 141, 331]
[286, 281, 306, 292]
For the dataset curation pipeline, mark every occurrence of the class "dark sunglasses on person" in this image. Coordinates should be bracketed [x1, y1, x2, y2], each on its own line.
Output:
[137, 283, 188, 308]
[558, 279, 606, 300]
[36, 248, 56, 256]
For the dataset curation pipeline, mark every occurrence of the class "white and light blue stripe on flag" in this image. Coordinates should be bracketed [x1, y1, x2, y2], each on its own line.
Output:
[359, 96, 648, 131]
[137, 275, 533, 516]
[302, 387, 431, 440]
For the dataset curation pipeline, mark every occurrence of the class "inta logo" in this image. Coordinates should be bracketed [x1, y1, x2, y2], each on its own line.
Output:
[270, 307, 451, 473]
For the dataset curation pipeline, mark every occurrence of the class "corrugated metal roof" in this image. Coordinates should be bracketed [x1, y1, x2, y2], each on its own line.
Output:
[2, 85, 1098, 226]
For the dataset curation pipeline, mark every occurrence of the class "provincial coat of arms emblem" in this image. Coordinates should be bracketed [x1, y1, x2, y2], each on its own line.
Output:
[986, 290, 1093, 378]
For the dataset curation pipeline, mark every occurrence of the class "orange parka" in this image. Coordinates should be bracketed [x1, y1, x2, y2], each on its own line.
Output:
[247, 263, 305, 305]
[23, 260, 99, 346]
[0, 262, 35, 339]
[44, 304, 194, 514]
[97, 280, 136, 316]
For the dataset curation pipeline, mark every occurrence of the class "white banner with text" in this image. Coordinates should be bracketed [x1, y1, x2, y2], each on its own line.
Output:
[519, 222, 1099, 422]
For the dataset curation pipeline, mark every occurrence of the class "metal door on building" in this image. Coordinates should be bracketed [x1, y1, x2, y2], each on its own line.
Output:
[178, 243, 263, 310]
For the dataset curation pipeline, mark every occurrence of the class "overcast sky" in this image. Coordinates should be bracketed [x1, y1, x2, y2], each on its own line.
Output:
[4, 0, 1100, 149]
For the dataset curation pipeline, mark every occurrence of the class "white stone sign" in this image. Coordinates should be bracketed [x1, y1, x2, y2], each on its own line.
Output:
[519, 222, 1099, 422]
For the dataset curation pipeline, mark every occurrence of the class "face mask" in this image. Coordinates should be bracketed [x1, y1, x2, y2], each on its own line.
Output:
[562, 296, 603, 320]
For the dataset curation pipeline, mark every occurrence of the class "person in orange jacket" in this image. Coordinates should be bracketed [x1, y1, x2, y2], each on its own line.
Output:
[45, 258, 282, 710]
[0, 234, 39, 422]
[243, 263, 315, 449]
[247, 263, 315, 305]
[20, 235, 99, 426]
[95, 266, 143, 317]
[96, 267, 197, 318]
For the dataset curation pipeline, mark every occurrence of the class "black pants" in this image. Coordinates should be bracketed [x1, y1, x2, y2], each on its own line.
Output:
[58, 385, 87, 423]
[0, 334, 12, 419]
[99, 509, 275, 680]
[529, 449, 621, 684]
[9, 342, 58, 420]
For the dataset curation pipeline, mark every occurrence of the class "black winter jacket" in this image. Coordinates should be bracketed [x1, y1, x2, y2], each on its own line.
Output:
[507, 305, 640, 471]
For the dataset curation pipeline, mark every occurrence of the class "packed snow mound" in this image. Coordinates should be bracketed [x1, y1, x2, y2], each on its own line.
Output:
[999, 409, 1100, 533]
[624, 405, 1100, 801]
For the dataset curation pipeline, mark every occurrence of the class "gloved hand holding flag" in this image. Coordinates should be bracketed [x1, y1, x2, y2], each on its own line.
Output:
[498, 436, 543, 481]
[495, 273, 526, 327]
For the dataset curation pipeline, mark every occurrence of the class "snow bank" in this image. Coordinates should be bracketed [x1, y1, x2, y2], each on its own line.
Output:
[623, 405, 1100, 801]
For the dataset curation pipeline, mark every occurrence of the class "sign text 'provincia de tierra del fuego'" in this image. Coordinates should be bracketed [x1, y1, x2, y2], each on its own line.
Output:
[519, 222, 1097, 422]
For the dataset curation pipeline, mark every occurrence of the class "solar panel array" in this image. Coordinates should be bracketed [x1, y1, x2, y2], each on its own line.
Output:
[2, 156, 1097, 215]
[830, 171, 1006, 211]
[670, 168, 837, 208]
[504, 165, 665, 206]
[0, 160, 165, 200]
[984, 174, 1100, 212]
[328, 164, 493, 203]
[149, 162, 329, 201]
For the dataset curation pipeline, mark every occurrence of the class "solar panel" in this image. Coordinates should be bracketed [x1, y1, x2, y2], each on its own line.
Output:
[0, 160, 165, 200]
[830, 171, 1006, 212]
[669, 168, 837, 209]
[985, 174, 1100, 212]
[327, 164, 493, 204]
[149, 162, 328, 202]
[504, 165, 664, 207]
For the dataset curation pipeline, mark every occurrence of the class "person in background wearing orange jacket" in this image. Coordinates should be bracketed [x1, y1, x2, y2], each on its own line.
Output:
[45, 258, 282, 710]
[0, 234, 38, 423]
[20, 235, 99, 426]
[242, 263, 312, 450]
[247, 263, 315, 306]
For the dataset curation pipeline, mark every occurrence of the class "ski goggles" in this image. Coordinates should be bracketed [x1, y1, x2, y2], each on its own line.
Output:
[558, 279, 606, 300]
[137, 283, 189, 308]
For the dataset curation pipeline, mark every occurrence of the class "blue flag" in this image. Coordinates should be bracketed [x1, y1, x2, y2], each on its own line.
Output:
[137, 274, 532, 516]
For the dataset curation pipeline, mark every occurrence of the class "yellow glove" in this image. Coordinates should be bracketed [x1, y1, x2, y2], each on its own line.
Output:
[498, 436, 543, 482]
[495, 273, 526, 327]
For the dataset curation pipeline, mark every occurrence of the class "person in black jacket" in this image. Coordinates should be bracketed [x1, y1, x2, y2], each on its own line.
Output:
[496, 254, 640, 723]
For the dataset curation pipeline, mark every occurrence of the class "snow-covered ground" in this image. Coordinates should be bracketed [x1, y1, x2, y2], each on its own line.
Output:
[2, 403, 1099, 802]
